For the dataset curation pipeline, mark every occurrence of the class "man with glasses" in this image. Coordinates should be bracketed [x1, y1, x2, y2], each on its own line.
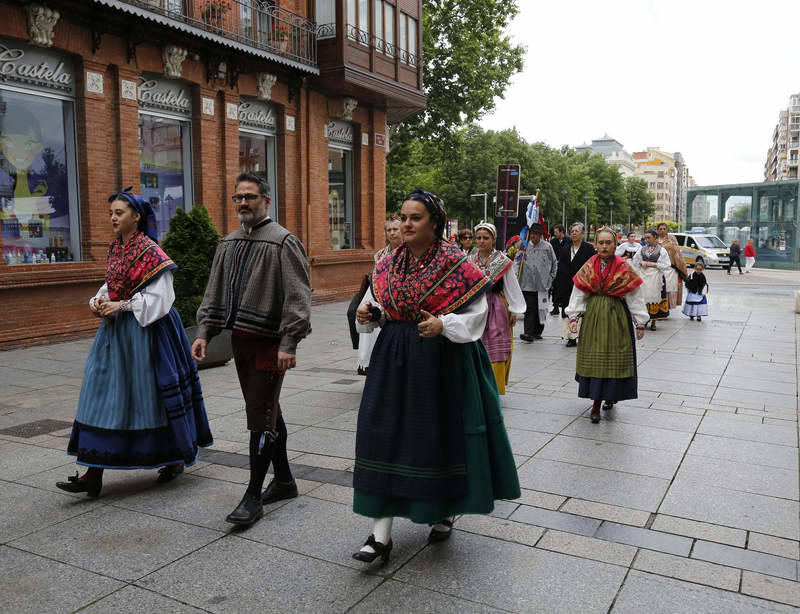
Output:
[192, 172, 311, 526]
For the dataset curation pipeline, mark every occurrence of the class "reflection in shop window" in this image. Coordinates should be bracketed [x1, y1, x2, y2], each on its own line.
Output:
[239, 132, 278, 221]
[0, 89, 79, 264]
[328, 147, 353, 250]
[138, 113, 193, 242]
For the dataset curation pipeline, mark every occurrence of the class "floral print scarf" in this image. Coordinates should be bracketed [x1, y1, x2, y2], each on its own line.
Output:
[105, 231, 176, 300]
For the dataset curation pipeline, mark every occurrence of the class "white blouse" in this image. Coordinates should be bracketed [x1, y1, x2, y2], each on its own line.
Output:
[632, 246, 671, 271]
[500, 266, 526, 317]
[565, 283, 649, 328]
[90, 270, 175, 327]
[356, 286, 488, 343]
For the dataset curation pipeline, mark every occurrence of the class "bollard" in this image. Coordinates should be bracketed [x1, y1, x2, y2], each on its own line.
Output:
[795, 290, 800, 313]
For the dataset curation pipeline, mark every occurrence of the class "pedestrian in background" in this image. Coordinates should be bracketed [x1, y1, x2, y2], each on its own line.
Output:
[615, 232, 642, 260]
[656, 222, 687, 308]
[744, 239, 756, 273]
[633, 229, 671, 331]
[683, 262, 709, 322]
[514, 222, 557, 342]
[567, 227, 647, 424]
[193, 172, 312, 527]
[57, 188, 212, 498]
[727, 238, 743, 275]
[552, 222, 595, 346]
[549, 224, 567, 314]
[457, 228, 474, 254]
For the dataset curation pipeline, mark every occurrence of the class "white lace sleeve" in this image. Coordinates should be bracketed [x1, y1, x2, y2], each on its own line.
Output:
[439, 294, 488, 343]
[128, 270, 175, 327]
[501, 267, 526, 316]
[564, 285, 589, 319]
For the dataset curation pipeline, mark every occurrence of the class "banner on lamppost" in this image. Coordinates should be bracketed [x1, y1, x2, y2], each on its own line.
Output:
[495, 164, 521, 217]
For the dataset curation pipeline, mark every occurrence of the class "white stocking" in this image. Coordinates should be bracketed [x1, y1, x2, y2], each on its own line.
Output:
[360, 517, 393, 553]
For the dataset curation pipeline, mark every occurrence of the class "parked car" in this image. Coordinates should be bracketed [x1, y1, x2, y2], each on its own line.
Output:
[672, 232, 730, 268]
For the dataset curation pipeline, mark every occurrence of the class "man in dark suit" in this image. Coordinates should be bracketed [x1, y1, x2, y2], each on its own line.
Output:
[549, 225, 567, 314]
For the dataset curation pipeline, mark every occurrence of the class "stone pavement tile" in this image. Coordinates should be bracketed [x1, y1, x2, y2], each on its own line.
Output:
[766, 417, 799, 426]
[720, 374, 797, 396]
[330, 471, 354, 487]
[191, 464, 249, 484]
[698, 414, 798, 447]
[350, 580, 507, 613]
[724, 360, 796, 383]
[560, 499, 650, 527]
[536, 529, 636, 566]
[205, 415, 250, 444]
[512, 488, 566, 510]
[501, 393, 588, 416]
[505, 428, 553, 456]
[488, 499, 519, 519]
[692, 540, 798, 581]
[199, 449, 249, 467]
[713, 387, 796, 412]
[291, 453, 353, 470]
[660, 479, 800, 540]
[79, 585, 208, 613]
[0, 545, 124, 614]
[0, 482, 106, 544]
[394, 531, 627, 613]
[613, 570, 798, 614]
[517, 458, 669, 512]
[536, 435, 683, 480]
[137, 535, 381, 613]
[741, 571, 800, 608]
[241, 496, 428, 574]
[594, 522, 692, 556]
[280, 389, 362, 410]
[708, 410, 763, 422]
[286, 426, 356, 458]
[650, 515, 746, 547]
[562, 419, 693, 452]
[512, 454, 529, 467]
[456, 514, 545, 547]
[633, 549, 741, 591]
[12, 505, 222, 582]
[676, 454, 799, 500]
[0, 442, 73, 481]
[688, 434, 798, 470]
[203, 438, 247, 454]
[638, 378, 718, 398]
[298, 466, 350, 484]
[201, 395, 245, 414]
[305, 482, 353, 506]
[500, 408, 578, 434]
[602, 405, 705, 432]
[315, 410, 358, 432]
[748, 533, 800, 560]
[509, 504, 602, 536]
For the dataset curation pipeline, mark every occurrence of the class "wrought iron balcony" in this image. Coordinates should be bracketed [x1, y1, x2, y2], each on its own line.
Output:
[317, 23, 420, 67]
[107, 0, 317, 68]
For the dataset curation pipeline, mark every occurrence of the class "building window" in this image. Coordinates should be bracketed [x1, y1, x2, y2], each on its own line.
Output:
[399, 13, 418, 66]
[0, 88, 80, 264]
[373, 0, 394, 55]
[657, 182, 663, 188]
[347, 0, 369, 43]
[238, 98, 279, 221]
[138, 114, 193, 242]
[328, 148, 353, 249]
[649, 182, 655, 188]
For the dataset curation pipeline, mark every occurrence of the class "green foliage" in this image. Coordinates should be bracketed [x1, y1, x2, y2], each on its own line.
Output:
[161, 207, 220, 327]
[728, 203, 751, 222]
[625, 176, 656, 228]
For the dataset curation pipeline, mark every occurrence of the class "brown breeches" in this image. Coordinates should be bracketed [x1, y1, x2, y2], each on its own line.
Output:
[232, 336, 285, 432]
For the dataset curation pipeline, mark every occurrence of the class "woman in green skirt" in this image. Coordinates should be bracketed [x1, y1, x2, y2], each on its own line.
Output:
[566, 227, 648, 424]
[352, 189, 520, 563]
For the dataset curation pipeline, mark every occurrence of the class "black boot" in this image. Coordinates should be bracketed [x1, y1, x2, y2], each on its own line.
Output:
[262, 478, 298, 505]
[225, 492, 264, 526]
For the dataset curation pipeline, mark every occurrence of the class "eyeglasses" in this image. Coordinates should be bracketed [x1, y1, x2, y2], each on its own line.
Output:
[231, 193, 261, 203]
[462, 235, 473, 239]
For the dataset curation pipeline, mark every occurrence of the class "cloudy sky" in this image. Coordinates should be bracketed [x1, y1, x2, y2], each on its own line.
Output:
[479, 0, 800, 186]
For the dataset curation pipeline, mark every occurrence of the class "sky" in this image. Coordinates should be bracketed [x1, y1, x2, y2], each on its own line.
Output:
[479, 0, 800, 186]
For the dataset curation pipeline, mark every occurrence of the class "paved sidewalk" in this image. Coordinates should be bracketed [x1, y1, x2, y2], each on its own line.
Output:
[1, 267, 799, 613]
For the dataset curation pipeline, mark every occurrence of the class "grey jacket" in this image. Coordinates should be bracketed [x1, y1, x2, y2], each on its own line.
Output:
[514, 238, 558, 293]
[196, 218, 311, 354]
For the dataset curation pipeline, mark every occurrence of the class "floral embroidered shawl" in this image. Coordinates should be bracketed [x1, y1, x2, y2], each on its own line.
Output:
[105, 231, 176, 300]
[371, 239, 490, 322]
[573, 254, 643, 298]
[469, 248, 513, 284]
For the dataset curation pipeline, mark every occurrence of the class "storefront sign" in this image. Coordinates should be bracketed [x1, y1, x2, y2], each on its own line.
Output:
[325, 119, 354, 149]
[137, 74, 191, 117]
[238, 99, 276, 134]
[375, 133, 386, 148]
[0, 38, 74, 96]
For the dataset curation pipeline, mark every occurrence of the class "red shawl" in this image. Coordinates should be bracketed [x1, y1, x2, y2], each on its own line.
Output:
[573, 255, 643, 298]
[105, 231, 176, 300]
[371, 240, 490, 322]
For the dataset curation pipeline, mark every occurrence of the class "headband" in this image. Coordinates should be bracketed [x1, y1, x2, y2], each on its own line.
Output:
[408, 188, 446, 237]
[474, 222, 497, 239]
[505, 234, 521, 247]
[108, 186, 159, 242]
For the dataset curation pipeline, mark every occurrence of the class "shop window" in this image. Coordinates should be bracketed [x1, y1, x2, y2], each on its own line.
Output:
[328, 147, 353, 250]
[239, 132, 278, 220]
[0, 88, 79, 264]
[138, 113, 193, 242]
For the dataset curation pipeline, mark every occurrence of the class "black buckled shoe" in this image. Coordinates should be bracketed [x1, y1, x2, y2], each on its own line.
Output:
[428, 518, 454, 543]
[602, 401, 615, 411]
[261, 478, 299, 505]
[590, 409, 601, 424]
[156, 464, 184, 483]
[225, 492, 264, 526]
[520, 334, 533, 342]
[56, 472, 102, 498]
[352, 534, 393, 563]
[565, 339, 577, 347]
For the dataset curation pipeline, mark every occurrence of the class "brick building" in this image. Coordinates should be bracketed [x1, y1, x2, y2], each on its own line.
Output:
[0, 0, 424, 347]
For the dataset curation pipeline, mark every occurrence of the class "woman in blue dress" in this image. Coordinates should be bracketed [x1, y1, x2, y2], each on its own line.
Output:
[56, 188, 212, 497]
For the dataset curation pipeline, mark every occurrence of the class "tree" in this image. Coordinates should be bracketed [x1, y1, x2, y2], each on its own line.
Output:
[728, 203, 751, 222]
[625, 176, 655, 228]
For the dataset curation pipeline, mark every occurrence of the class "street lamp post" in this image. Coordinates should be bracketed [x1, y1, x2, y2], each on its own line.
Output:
[609, 200, 615, 227]
[560, 189, 567, 229]
[470, 193, 488, 222]
[583, 195, 589, 231]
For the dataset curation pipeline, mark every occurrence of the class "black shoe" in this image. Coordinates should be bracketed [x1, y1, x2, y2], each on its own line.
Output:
[590, 409, 601, 423]
[697, 317, 702, 322]
[225, 492, 264, 526]
[520, 334, 533, 342]
[566, 339, 577, 347]
[157, 464, 184, 483]
[261, 478, 298, 505]
[357, 366, 368, 376]
[533, 333, 543, 340]
[602, 401, 615, 411]
[428, 519, 454, 543]
[352, 534, 393, 563]
[650, 321, 656, 331]
[56, 472, 102, 498]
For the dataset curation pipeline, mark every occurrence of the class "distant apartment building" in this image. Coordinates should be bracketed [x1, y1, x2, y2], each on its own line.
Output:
[575, 135, 636, 177]
[764, 94, 800, 181]
[632, 147, 687, 223]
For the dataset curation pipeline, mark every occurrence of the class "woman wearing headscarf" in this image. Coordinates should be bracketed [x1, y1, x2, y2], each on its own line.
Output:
[633, 229, 671, 330]
[566, 227, 647, 424]
[470, 222, 525, 394]
[351, 189, 520, 563]
[356, 216, 403, 375]
[56, 188, 213, 497]
[656, 222, 687, 308]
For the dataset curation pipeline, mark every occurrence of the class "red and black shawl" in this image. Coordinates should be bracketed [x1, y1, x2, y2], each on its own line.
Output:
[105, 231, 176, 300]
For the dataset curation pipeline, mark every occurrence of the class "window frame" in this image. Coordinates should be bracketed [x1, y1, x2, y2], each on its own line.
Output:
[327, 144, 354, 250]
[238, 128, 279, 222]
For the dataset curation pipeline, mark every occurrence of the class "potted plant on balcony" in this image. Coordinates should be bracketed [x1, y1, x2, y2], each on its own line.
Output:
[161, 206, 232, 369]
[271, 22, 290, 53]
[200, 0, 231, 26]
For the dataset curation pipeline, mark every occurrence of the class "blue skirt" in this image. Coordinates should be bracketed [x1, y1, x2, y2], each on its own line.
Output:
[682, 292, 708, 317]
[67, 309, 213, 469]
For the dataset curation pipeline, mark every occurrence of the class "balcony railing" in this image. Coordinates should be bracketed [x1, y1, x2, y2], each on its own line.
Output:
[319, 23, 419, 67]
[119, 0, 317, 67]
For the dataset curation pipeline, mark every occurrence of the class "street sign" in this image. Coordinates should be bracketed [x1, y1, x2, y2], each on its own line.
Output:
[496, 164, 521, 217]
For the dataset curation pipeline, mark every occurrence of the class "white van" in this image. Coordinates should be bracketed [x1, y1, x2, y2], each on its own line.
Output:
[672, 232, 730, 268]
